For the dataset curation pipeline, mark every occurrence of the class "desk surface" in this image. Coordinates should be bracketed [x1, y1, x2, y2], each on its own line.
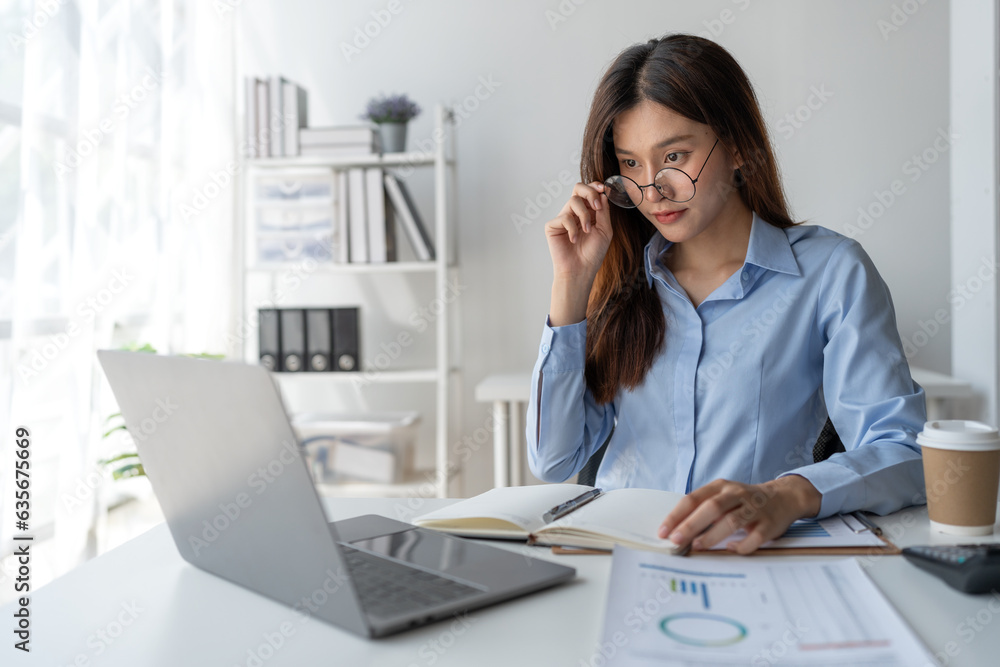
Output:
[3, 498, 999, 666]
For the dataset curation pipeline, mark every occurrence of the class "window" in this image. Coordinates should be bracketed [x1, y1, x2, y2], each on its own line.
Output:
[0, 0, 236, 589]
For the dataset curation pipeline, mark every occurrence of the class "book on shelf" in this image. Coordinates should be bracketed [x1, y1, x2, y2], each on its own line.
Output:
[244, 74, 308, 158]
[347, 167, 368, 263]
[244, 76, 261, 158]
[300, 124, 380, 148]
[255, 79, 269, 157]
[282, 79, 309, 157]
[299, 143, 379, 158]
[335, 170, 350, 263]
[364, 167, 396, 263]
[267, 75, 285, 158]
[384, 172, 435, 261]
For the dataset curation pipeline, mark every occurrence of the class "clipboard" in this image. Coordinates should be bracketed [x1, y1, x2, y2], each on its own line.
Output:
[551, 539, 900, 556]
[548, 516, 901, 556]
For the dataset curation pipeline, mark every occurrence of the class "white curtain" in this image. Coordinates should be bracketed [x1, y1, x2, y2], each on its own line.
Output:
[0, 0, 236, 579]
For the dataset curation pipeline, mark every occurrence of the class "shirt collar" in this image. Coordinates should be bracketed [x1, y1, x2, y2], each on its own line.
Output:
[644, 211, 801, 288]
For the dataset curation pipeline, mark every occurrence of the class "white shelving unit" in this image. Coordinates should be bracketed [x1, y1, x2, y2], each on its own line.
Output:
[235, 104, 460, 498]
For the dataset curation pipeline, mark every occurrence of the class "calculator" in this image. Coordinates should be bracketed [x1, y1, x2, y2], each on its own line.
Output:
[901, 544, 1000, 594]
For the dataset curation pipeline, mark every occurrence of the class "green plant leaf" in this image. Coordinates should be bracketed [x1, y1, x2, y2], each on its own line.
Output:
[111, 463, 145, 480]
[102, 424, 129, 439]
[120, 342, 157, 354]
[98, 452, 140, 466]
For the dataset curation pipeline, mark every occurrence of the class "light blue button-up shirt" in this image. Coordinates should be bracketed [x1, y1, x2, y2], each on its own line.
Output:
[526, 212, 927, 518]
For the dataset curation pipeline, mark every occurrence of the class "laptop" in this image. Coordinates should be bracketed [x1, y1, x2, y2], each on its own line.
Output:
[96, 350, 575, 638]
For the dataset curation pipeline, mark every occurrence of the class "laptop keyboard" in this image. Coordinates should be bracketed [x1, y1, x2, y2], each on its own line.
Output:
[338, 544, 484, 619]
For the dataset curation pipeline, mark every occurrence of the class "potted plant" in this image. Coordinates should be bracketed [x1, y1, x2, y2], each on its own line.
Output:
[359, 93, 421, 153]
[99, 344, 224, 484]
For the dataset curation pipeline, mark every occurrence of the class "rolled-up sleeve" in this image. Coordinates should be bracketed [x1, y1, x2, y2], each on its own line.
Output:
[525, 314, 616, 483]
[779, 238, 927, 518]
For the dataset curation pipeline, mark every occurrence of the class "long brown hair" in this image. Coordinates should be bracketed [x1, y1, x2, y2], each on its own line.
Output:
[580, 34, 796, 405]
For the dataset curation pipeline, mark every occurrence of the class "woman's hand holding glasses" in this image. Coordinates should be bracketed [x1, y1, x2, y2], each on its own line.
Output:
[543, 181, 614, 327]
[544, 181, 614, 284]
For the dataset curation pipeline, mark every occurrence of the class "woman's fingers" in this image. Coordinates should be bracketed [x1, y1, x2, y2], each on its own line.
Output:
[570, 182, 604, 215]
[690, 503, 750, 550]
[726, 522, 785, 555]
[659, 479, 726, 539]
[545, 209, 580, 243]
[664, 487, 744, 548]
[567, 198, 594, 234]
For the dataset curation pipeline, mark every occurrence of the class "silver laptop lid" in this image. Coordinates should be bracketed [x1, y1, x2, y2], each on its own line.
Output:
[96, 350, 370, 636]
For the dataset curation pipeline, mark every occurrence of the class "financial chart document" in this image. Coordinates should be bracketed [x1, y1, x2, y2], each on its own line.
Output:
[597, 546, 933, 666]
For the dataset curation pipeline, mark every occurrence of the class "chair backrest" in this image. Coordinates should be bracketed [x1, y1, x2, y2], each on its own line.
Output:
[575, 417, 843, 487]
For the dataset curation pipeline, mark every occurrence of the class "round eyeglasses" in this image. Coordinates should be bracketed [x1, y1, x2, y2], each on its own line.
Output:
[604, 138, 720, 208]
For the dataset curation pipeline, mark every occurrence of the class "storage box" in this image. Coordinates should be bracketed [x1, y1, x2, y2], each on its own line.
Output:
[290, 411, 419, 484]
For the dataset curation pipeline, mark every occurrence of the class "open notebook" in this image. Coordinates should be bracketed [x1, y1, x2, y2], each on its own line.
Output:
[412, 484, 898, 555]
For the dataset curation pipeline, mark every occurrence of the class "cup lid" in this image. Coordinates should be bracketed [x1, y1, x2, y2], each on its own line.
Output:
[917, 420, 1000, 451]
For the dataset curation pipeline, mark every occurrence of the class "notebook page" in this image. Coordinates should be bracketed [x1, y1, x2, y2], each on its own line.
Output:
[542, 487, 685, 549]
[413, 483, 595, 534]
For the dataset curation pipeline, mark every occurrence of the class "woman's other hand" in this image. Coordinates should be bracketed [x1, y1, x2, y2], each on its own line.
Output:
[657, 476, 823, 554]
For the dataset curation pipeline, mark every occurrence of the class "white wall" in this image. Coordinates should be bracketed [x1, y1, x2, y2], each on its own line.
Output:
[237, 0, 952, 495]
[950, 0, 998, 426]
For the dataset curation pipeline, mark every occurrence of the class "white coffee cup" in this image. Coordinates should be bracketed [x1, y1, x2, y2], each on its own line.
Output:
[916, 420, 1000, 536]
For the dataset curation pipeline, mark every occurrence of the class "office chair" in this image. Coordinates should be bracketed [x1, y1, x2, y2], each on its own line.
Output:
[575, 417, 844, 487]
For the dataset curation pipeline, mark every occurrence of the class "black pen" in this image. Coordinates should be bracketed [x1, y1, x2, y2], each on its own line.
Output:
[851, 511, 883, 536]
[543, 488, 603, 523]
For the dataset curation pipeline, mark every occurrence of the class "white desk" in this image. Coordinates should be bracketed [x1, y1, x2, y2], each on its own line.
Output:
[2, 498, 999, 666]
[477, 367, 975, 488]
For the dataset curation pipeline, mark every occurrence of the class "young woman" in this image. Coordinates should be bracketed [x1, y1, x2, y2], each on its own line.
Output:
[526, 34, 926, 555]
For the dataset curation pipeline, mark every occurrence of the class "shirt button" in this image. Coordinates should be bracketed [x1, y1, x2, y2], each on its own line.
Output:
[741, 271, 750, 282]
[541, 344, 550, 353]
